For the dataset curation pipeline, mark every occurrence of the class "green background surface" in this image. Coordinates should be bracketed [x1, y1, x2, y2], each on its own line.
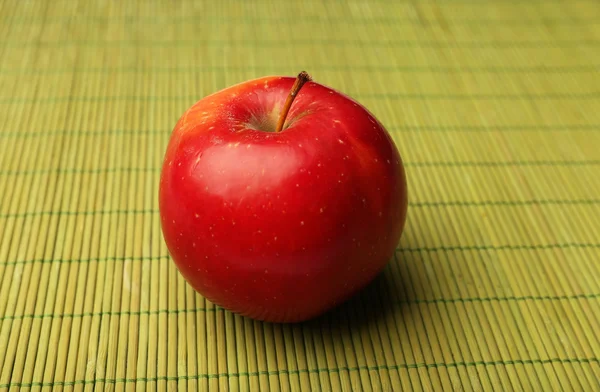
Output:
[1, 1, 599, 390]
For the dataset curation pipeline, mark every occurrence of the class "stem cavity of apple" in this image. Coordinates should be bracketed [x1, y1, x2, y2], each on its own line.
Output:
[275, 71, 312, 133]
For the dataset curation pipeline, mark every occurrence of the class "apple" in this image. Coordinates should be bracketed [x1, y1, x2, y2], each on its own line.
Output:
[159, 71, 408, 323]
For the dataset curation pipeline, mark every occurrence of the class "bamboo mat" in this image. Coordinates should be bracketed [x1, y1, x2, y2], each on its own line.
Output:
[1, 0, 600, 390]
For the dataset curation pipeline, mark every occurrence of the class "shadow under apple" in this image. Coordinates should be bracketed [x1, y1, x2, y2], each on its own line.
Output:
[298, 250, 415, 333]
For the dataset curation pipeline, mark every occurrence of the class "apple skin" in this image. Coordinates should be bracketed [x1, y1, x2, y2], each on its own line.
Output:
[159, 75, 408, 323]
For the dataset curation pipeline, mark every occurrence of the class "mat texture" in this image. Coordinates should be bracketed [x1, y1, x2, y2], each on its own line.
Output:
[1, 0, 600, 390]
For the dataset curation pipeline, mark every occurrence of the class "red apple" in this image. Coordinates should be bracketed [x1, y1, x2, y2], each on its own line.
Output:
[159, 72, 408, 323]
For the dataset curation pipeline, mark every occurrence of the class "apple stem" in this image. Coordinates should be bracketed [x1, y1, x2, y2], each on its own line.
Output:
[275, 71, 312, 133]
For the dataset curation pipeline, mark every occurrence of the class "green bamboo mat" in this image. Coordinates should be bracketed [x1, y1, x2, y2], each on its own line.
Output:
[1, 0, 600, 390]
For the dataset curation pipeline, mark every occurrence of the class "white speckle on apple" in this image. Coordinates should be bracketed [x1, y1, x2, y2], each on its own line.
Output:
[195, 214, 199, 218]
[338, 180, 342, 183]
[208, 126, 214, 130]
[178, 162, 181, 166]
[342, 224, 346, 228]
[273, 296, 277, 300]
[329, 91, 334, 94]
[298, 143, 302, 147]
[247, 144, 251, 149]
[353, 103, 358, 107]
[317, 163, 321, 167]
[181, 176, 184, 180]
[257, 229, 262, 234]
[205, 186, 209, 191]
[341, 173, 345, 177]
[211, 233, 215, 238]
[352, 238, 356, 242]
[234, 142, 240, 147]
[333, 120, 341, 124]
[184, 254, 188, 258]
[274, 236, 277, 241]
[337, 139, 344, 144]
[362, 198, 366, 203]
[387, 159, 391, 164]
[302, 246, 306, 250]
[375, 158, 379, 162]
[172, 220, 175, 224]
[378, 212, 382, 217]
[192, 242, 196, 247]
[232, 221, 236, 226]
[264, 269, 268, 274]
[320, 208, 324, 213]
[205, 256, 209, 259]
[296, 183, 300, 187]
[168, 160, 172, 166]
[300, 221, 304, 226]
[315, 137, 319, 141]
[226, 266, 229, 269]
